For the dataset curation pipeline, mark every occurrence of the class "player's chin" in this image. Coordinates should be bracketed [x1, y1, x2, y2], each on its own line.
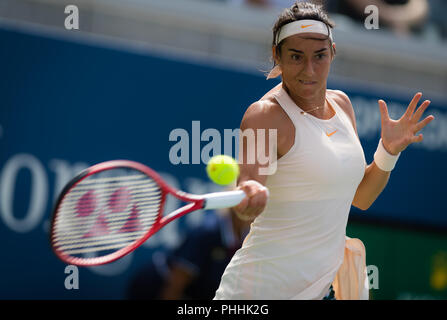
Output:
[296, 82, 320, 96]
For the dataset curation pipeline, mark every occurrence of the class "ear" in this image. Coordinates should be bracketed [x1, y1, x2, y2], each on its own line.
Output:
[331, 42, 336, 60]
[272, 46, 280, 65]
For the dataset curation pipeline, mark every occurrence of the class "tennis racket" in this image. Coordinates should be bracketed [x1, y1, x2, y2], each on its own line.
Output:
[50, 160, 248, 266]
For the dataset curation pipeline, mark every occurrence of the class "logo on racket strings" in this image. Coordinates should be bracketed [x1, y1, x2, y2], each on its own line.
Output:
[73, 187, 143, 238]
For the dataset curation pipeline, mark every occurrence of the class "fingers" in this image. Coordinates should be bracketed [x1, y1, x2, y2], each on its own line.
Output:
[233, 196, 251, 221]
[378, 100, 390, 124]
[414, 115, 435, 133]
[411, 133, 424, 144]
[411, 100, 431, 123]
[411, 113, 434, 145]
[234, 193, 249, 212]
[403, 92, 423, 119]
[234, 180, 268, 219]
[240, 181, 268, 213]
[409, 96, 434, 137]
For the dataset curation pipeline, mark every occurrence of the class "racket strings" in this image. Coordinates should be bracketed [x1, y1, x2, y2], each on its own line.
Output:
[56, 196, 161, 225]
[52, 171, 162, 258]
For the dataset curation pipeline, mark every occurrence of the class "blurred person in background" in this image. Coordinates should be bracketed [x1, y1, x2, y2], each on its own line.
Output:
[338, 0, 429, 35]
[227, 0, 296, 8]
[229, 0, 431, 38]
[425, 0, 447, 39]
[326, 0, 429, 36]
[127, 208, 251, 299]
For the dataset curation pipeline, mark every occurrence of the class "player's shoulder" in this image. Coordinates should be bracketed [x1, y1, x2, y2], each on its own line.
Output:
[242, 86, 286, 130]
[327, 89, 352, 107]
[328, 89, 356, 116]
[328, 89, 358, 132]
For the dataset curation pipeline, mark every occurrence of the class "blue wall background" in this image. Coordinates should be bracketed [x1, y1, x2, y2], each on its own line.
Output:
[0, 27, 445, 299]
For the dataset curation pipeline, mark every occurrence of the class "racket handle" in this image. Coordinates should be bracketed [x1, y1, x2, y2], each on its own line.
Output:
[203, 190, 246, 210]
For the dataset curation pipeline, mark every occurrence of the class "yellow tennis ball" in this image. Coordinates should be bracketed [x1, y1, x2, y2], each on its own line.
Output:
[206, 155, 239, 186]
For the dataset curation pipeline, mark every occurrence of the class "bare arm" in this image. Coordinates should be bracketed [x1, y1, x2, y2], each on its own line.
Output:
[334, 90, 434, 210]
[352, 162, 390, 210]
[233, 100, 282, 220]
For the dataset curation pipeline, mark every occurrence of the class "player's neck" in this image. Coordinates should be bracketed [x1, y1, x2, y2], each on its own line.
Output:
[286, 86, 327, 115]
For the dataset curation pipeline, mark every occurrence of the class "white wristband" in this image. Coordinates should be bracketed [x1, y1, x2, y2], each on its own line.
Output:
[374, 139, 400, 172]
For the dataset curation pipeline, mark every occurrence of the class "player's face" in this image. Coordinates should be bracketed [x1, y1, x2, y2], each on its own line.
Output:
[276, 34, 333, 98]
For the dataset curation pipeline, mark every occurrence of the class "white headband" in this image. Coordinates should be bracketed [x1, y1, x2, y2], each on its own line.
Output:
[275, 19, 333, 45]
[267, 19, 333, 79]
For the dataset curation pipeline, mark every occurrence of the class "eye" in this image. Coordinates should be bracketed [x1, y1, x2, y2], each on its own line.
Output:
[291, 54, 301, 61]
[316, 53, 326, 59]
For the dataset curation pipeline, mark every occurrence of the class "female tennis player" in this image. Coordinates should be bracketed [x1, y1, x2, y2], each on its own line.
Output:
[214, 1, 435, 300]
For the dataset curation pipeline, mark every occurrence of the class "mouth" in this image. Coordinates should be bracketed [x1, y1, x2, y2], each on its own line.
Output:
[299, 80, 317, 85]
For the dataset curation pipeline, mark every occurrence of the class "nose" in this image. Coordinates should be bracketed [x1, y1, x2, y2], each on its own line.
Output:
[302, 58, 314, 78]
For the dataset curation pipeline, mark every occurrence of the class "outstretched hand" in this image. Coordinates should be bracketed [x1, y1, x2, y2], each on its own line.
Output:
[378, 92, 435, 155]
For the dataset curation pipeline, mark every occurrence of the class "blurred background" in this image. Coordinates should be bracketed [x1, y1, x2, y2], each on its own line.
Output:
[0, 0, 446, 300]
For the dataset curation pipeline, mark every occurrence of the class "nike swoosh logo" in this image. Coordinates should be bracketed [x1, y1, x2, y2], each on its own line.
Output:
[301, 24, 313, 28]
[326, 130, 337, 137]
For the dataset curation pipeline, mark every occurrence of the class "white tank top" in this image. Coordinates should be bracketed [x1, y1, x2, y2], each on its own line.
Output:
[214, 87, 367, 300]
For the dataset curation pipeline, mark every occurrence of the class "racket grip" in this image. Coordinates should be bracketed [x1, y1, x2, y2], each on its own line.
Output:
[203, 190, 246, 210]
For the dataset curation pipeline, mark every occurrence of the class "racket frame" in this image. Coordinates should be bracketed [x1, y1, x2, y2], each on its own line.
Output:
[50, 160, 205, 266]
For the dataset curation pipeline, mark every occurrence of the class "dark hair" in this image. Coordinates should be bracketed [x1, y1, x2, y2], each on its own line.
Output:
[272, 1, 335, 58]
